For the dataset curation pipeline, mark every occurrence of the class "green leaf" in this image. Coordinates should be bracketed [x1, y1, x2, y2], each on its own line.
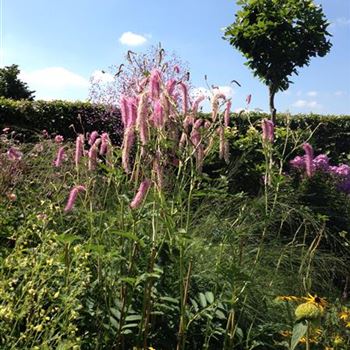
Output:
[205, 291, 214, 304]
[291, 321, 308, 350]
[199, 292, 207, 308]
[55, 233, 81, 244]
[125, 314, 142, 322]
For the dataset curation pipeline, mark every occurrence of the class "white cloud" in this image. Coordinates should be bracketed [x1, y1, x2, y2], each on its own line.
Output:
[20, 67, 89, 89]
[19, 67, 89, 100]
[334, 90, 347, 97]
[192, 86, 235, 99]
[119, 32, 148, 46]
[306, 91, 318, 97]
[91, 70, 114, 84]
[334, 17, 350, 26]
[293, 99, 322, 109]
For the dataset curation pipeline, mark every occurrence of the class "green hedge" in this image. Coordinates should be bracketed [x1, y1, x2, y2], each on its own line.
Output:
[0, 98, 122, 143]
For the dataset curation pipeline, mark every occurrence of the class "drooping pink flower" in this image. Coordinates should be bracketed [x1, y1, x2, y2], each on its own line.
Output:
[88, 131, 99, 146]
[75, 134, 84, 166]
[64, 185, 86, 212]
[224, 100, 232, 127]
[55, 135, 64, 144]
[7, 147, 23, 161]
[130, 179, 151, 209]
[150, 69, 161, 100]
[53, 146, 65, 167]
[211, 93, 226, 121]
[178, 82, 189, 115]
[191, 95, 205, 115]
[303, 143, 314, 177]
[166, 79, 177, 96]
[290, 155, 305, 170]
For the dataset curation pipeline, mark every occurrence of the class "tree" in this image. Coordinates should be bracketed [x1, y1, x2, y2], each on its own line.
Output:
[0, 64, 35, 100]
[89, 44, 190, 106]
[224, 0, 332, 121]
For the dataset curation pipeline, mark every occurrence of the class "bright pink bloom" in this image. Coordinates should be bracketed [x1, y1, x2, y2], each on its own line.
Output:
[193, 119, 203, 129]
[150, 69, 161, 100]
[130, 179, 151, 209]
[224, 100, 232, 127]
[53, 146, 65, 167]
[7, 147, 23, 161]
[75, 134, 84, 166]
[303, 143, 314, 177]
[178, 82, 189, 115]
[191, 95, 205, 115]
[88, 131, 99, 146]
[64, 185, 86, 212]
[55, 135, 64, 144]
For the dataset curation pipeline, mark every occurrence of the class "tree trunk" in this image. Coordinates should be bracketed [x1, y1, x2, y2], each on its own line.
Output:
[269, 85, 277, 124]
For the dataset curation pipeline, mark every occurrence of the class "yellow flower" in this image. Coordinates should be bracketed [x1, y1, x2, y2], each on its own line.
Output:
[302, 294, 327, 310]
[333, 335, 344, 345]
[295, 302, 323, 321]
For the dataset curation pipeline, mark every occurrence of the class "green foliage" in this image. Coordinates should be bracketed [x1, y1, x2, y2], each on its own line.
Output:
[224, 0, 332, 115]
[0, 64, 35, 100]
[0, 98, 122, 142]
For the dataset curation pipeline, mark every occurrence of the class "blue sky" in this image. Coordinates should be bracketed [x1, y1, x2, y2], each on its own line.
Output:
[1, 0, 349, 114]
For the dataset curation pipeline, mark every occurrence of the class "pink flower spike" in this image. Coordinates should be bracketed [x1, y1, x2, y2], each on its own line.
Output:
[120, 95, 129, 127]
[150, 69, 161, 100]
[246, 94, 252, 105]
[130, 179, 152, 209]
[211, 93, 226, 121]
[166, 79, 177, 96]
[262, 119, 274, 143]
[53, 146, 65, 167]
[64, 185, 86, 212]
[224, 100, 232, 127]
[127, 97, 137, 128]
[178, 82, 189, 115]
[88, 139, 101, 171]
[122, 128, 135, 173]
[7, 147, 23, 161]
[100, 133, 110, 155]
[191, 95, 205, 115]
[137, 93, 149, 144]
[152, 100, 164, 128]
[88, 131, 99, 146]
[303, 143, 314, 177]
[75, 134, 84, 166]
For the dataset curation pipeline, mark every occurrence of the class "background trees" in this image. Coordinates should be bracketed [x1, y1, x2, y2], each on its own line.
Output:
[0, 64, 35, 100]
[224, 0, 332, 121]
